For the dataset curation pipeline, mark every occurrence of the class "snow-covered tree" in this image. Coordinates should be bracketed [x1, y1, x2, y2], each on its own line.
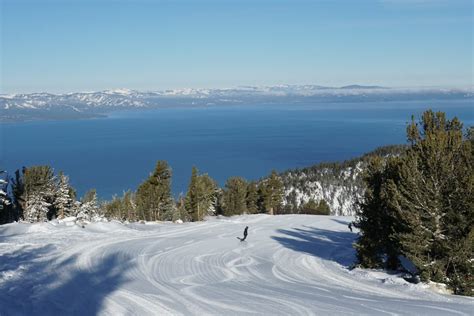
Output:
[76, 189, 103, 222]
[24, 193, 52, 222]
[54, 172, 74, 219]
[20, 166, 56, 222]
[0, 170, 12, 223]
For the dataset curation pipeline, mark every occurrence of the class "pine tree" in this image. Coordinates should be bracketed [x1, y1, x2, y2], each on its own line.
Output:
[299, 199, 318, 214]
[11, 168, 25, 221]
[103, 190, 136, 221]
[185, 167, 218, 221]
[0, 170, 12, 224]
[246, 182, 259, 214]
[123, 190, 137, 221]
[299, 198, 331, 215]
[222, 177, 248, 216]
[175, 194, 190, 222]
[24, 193, 52, 223]
[19, 166, 56, 222]
[285, 189, 298, 214]
[393, 111, 473, 288]
[316, 199, 331, 215]
[136, 161, 174, 221]
[355, 110, 473, 295]
[76, 189, 102, 222]
[261, 170, 284, 215]
[54, 172, 74, 219]
[104, 195, 123, 220]
[354, 157, 400, 268]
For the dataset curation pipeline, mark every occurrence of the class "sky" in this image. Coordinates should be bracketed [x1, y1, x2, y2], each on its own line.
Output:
[1, 0, 472, 93]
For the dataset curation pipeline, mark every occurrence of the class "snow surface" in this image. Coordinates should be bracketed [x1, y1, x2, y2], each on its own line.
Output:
[0, 215, 472, 315]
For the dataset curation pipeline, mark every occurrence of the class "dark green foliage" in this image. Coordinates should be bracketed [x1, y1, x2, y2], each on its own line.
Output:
[355, 110, 473, 295]
[15, 166, 56, 222]
[136, 161, 175, 221]
[103, 190, 136, 221]
[222, 177, 248, 216]
[175, 195, 191, 222]
[299, 199, 331, 215]
[261, 170, 284, 215]
[11, 168, 25, 220]
[0, 170, 12, 224]
[354, 157, 400, 269]
[315, 199, 330, 215]
[185, 167, 218, 221]
[246, 182, 260, 214]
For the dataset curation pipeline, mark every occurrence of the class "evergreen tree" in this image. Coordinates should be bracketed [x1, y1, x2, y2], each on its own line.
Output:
[77, 189, 102, 222]
[11, 168, 25, 221]
[261, 170, 284, 215]
[0, 170, 12, 224]
[222, 177, 248, 216]
[24, 193, 52, 223]
[54, 172, 74, 219]
[123, 190, 137, 221]
[316, 199, 331, 215]
[355, 110, 473, 295]
[354, 157, 400, 269]
[175, 194, 190, 222]
[185, 167, 218, 221]
[393, 111, 473, 289]
[136, 161, 174, 221]
[19, 166, 56, 222]
[285, 189, 298, 214]
[103, 190, 136, 221]
[299, 198, 331, 215]
[104, 195, 123, 220]
[246, 182, 259, 214]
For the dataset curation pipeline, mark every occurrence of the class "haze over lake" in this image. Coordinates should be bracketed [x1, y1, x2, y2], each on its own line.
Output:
[2, 100, 473, 199]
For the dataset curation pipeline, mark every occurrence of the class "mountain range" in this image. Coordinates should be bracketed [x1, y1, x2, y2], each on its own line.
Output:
[1, 85, 472, 121]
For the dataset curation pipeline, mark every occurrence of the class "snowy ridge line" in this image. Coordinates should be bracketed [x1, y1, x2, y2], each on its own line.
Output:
[1, 215, 472, 315]
[1, 85, 472, 121]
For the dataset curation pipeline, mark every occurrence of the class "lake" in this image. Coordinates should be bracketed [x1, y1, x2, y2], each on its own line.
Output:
[1, 100, 473, 199]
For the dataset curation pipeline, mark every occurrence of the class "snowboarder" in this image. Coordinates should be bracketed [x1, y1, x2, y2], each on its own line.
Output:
[348, 222, 353, 232]
[237, 226, 249, 241]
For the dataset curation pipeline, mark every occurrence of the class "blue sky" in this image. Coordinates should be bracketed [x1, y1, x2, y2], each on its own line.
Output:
[1, 0, 472, 93]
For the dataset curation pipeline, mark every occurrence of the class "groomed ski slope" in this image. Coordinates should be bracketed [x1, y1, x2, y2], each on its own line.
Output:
[0, 215, 472, 315]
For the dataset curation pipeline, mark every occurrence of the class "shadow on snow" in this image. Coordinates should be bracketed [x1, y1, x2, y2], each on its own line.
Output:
[0, 244, 133, 315]
[272, 225, 357, 267]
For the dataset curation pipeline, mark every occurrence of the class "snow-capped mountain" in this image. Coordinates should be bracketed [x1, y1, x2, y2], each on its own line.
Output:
[1, 85, 472, 121]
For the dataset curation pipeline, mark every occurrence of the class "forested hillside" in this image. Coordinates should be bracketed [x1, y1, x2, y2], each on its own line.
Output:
[277, 145, 406, 215]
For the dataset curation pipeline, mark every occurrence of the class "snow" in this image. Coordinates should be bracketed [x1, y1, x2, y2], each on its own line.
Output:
[0, 215, 472, 315]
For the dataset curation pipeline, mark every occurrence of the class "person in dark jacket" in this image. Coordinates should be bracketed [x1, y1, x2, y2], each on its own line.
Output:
[238, 226, 249, 241]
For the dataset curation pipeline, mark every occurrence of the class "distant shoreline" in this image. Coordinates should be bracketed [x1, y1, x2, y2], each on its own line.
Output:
[2, 97, 473, 123]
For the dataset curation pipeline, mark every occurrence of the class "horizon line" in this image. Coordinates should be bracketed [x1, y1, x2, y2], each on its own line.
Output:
[2, 84, 473, 96]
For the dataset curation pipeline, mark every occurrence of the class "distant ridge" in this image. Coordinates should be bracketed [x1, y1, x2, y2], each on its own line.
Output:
[339, 85, 386, 89]
[1, 85, 472, 122]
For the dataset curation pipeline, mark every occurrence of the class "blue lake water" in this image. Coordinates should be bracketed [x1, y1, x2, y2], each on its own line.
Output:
[1, 100, 473, 199]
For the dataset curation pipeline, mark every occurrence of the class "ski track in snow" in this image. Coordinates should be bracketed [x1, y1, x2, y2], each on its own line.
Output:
[0, 215, 472, 316]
